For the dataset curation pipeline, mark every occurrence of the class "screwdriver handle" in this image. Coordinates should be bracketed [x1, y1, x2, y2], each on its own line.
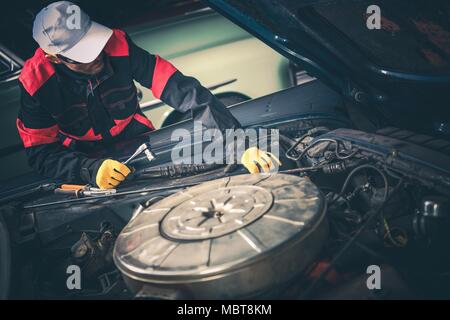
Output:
[60, 184, 86, 191]
[54, 188, 81, 197]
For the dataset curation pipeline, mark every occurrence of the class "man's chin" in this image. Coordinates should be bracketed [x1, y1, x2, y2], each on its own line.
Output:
[90, 63, 104, 75]
[78, 62, 104, 75]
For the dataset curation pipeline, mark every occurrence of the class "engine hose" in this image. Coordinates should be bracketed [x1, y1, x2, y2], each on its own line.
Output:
[291, 138, 357, 162]
[300, 169, 394, 299]
[137, 131, 296, 179]
[279, 134, 303, 168]
[285, 127, 330, 160]
[137, 163, 223, 179]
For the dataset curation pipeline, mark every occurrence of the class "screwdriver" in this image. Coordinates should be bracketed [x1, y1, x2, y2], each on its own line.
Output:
[54, 143, 156, 197]
[54, 184, 116, 198]
[123, 142, 155, 165]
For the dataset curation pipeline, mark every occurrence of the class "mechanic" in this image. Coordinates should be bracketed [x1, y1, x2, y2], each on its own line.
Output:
[16, 1, 276, 189]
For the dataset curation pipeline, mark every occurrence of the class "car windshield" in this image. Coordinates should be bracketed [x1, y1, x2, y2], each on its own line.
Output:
[225, 0, 450, 74]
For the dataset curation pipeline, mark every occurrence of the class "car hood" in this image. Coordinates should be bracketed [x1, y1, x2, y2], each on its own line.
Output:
[205, 0, 450, 136]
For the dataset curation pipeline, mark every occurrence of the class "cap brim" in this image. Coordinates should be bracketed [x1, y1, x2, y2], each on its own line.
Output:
[60, 22, 113, 64]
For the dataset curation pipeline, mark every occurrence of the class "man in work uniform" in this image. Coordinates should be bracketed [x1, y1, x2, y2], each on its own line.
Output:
[17, 1, 276, 189]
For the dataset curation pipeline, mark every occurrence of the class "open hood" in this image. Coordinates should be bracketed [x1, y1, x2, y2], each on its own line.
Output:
[205, 0, 450, 135]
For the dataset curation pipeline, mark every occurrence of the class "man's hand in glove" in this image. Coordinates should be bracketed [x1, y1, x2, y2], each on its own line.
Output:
[96, 159, 131, 189]
[241, 147, 281, 174]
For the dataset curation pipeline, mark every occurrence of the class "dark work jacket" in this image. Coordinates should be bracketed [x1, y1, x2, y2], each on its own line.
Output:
[17, 29, 240, 184]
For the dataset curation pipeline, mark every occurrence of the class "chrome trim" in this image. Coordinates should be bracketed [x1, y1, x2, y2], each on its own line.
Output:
[0, 44, 23, 84]
[294, 70, 316, 86]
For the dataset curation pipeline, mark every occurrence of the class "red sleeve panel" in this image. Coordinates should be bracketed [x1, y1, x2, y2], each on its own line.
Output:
[104, 29, 129, 57]
[16, 119, 59, 148]
[17, 80, 101, 184]
[17, 51, 59, 149]
[151, 55, 177, 99]
[125, 31, 178, 98]
[19, 48, 55, 97]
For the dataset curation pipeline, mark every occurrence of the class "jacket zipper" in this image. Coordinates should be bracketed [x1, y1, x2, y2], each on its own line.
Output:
[86, 79, 113, 141]
[87, 80, 94, 97]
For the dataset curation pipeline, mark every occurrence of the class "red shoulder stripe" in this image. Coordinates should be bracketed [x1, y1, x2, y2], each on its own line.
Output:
[109, 114, 134, 137]
[151, 55, 177, 99]
[16, 118, 59, 148]
[104, 29, 129, 57]
[109, 113, 154, 137]
[62, 137, 73, 147]
[19, 48, 55, 97]
[133, 113, 155, 131]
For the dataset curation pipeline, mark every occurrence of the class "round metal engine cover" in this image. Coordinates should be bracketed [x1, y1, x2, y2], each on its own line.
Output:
[114, 174, 328, 299]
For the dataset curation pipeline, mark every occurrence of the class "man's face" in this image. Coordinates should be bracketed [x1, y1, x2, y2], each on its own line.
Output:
[46, 51, 105, 75]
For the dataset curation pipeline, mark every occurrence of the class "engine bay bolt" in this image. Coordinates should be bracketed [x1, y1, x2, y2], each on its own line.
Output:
[73, 243, 88, 259]
[214, 211, 224, 218]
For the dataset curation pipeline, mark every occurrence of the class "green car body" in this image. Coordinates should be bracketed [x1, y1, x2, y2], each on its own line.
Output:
[0, 9, 291, 181]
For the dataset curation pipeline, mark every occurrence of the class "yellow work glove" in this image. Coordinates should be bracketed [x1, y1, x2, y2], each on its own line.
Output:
[96, 159, 131, 189]
[240, 147, 281, 174]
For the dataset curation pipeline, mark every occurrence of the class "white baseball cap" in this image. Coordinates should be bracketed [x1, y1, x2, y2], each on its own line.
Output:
[32, 1, 113, 63]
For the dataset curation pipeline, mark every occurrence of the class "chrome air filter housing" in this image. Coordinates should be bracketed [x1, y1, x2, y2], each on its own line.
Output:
[113, 174, 328, 299]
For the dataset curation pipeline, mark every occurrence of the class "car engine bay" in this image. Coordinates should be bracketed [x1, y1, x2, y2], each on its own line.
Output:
[0, 75, 450, 299]
[1, 81, 450, 300]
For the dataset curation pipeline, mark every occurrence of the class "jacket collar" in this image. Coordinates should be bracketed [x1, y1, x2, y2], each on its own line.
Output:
[55, 53, 114, 90]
